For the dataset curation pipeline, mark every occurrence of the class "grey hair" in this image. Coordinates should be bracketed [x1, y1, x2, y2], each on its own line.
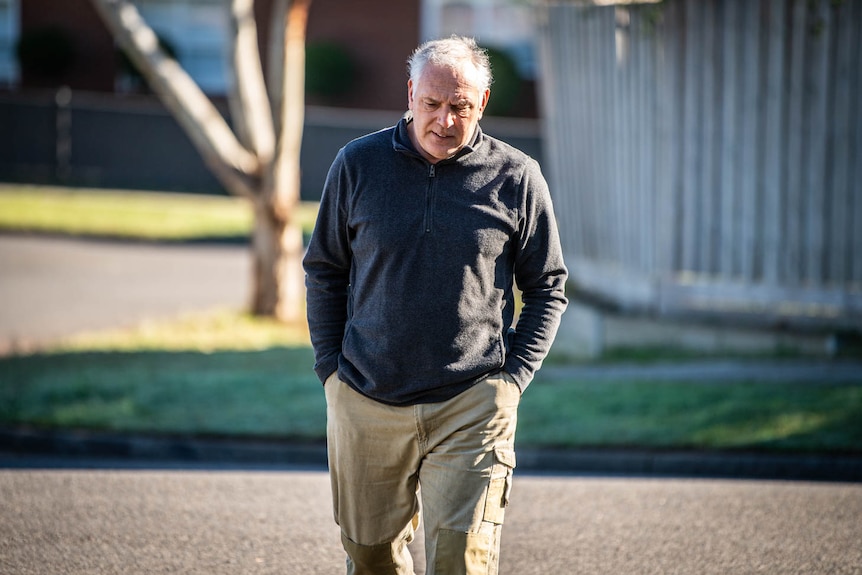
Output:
[407, 35, 493, 93]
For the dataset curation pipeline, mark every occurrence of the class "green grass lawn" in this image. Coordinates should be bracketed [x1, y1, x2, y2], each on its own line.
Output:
[0, 310, 859, 454]
[517, 378, 862, 453]
[1, 184, 860, 454]
[2, 343, 860, 453]
[0, 184, 319, 240]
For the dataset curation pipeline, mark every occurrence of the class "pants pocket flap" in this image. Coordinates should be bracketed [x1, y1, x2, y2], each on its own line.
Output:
[494, 447, 516, 469]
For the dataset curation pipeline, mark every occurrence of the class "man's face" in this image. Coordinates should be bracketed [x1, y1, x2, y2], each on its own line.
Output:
[407, 61, 490, 164]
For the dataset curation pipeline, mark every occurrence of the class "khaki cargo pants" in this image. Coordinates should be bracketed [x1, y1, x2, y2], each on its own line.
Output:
[324, 371, 520, 575]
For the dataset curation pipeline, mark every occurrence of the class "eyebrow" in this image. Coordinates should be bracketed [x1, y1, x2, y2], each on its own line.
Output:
[422, 96, 473, 108]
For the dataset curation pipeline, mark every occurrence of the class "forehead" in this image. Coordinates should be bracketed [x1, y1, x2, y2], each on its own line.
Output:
[414, 62, 483, 102]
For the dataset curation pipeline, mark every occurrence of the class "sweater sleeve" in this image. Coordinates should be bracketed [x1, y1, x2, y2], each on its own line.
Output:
[504, 158, 568, 390]
[302, 150, 352, 384]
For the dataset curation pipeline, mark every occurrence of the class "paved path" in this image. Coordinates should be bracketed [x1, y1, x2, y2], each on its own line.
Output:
[2, 463, 861, 575]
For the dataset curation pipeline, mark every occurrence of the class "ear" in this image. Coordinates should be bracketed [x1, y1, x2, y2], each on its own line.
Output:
[407, 79, 415, 110]
[478, 88, 490, 118]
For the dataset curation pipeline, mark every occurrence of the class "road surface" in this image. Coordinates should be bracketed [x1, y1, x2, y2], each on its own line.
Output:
[1, 462, 860, 575]
[0, 234, 247, 351]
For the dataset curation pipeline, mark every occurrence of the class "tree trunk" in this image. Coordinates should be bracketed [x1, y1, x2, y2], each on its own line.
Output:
[250, 199, 304, 322]
[90, 0, 311, 323]
[248, 0, 310, 322]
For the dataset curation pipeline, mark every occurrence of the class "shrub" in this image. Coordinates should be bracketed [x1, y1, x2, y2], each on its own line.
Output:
[16, 27, 76, 80]
[305, 42, 356, 102]
[483, 46, 523, 117]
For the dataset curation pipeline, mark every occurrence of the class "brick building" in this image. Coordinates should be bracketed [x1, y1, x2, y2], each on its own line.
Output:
[4, 0, 422, 111]
[0, 0, 541, 196]
[3, 0, 539, 112]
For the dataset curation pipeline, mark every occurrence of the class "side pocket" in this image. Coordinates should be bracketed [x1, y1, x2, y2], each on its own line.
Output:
[499, 370, 523, 397]
[324, 372, 338, 407]
[483, 448, 516, 525]
[324, 371, 339, 387]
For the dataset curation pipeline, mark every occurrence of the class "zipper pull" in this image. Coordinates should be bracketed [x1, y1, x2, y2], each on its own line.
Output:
[429, 164, 436, 178]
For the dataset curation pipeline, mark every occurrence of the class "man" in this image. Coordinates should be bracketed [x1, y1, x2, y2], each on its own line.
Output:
[303, 36, 568, 575]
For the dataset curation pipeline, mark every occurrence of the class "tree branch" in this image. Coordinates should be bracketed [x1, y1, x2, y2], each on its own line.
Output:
[266, 0, 310, 219]
[228, 0, 275, 164]
[89, 0, 259, 198]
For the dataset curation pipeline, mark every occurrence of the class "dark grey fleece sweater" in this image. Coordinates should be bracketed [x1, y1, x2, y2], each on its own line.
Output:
[302, 115, 568, 405]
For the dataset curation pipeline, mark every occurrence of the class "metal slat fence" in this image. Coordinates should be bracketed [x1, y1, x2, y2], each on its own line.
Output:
[537, 0, 862, 330]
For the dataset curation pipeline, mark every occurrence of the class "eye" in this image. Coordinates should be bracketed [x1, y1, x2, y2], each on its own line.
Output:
[455, 103, 472, 117]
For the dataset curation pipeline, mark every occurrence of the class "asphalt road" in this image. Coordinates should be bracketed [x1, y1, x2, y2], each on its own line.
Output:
[0, 234, 248, 351]
[2, 464, 861, 575]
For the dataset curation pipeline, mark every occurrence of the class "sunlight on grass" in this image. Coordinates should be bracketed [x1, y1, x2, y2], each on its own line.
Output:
[52, 308, 311, 354]
[0, 184, 251, 239]
[0, 308, 321, 438]
[2, 314, 860, 450]
[0, 184, 320, 240]
[516, 379, 862, 452]
[0, 346, 324, 440]
[692, 412, 832, 449]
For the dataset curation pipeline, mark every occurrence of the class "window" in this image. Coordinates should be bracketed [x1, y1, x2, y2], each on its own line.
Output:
[0, 0, 19, 86]
[130, 0, 229, 93]
[422, 0, 537, 79]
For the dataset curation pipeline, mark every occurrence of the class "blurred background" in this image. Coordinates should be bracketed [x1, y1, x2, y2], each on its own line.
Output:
[0, 0, 860, 459]
[2, 0, 860, 353]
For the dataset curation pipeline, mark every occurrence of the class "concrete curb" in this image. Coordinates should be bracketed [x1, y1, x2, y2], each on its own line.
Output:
[0, 428, 328, 468]
[517, 447, 862, 482]
[2, 427, 860, 482]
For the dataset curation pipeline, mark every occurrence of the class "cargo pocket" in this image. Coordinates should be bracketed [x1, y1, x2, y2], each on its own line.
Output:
[483, 447, 516, 525]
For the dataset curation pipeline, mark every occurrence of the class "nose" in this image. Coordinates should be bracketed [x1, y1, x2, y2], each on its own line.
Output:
[436, 108, 456, 129]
